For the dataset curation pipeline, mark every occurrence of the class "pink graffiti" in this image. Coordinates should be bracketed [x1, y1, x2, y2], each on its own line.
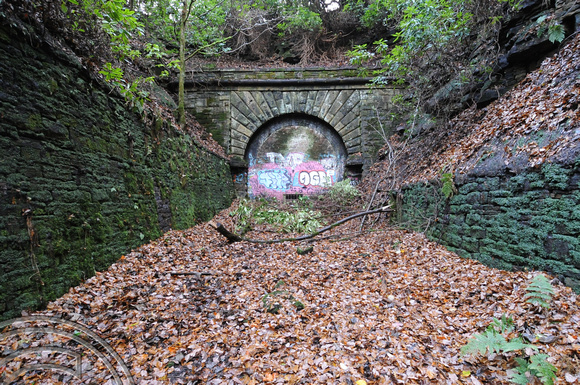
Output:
[248, 159, 337, 199]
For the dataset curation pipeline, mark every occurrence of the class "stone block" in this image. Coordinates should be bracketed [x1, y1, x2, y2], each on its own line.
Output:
[231, 120, 253, 138]
[262, 91, 280, 116]
[251, 92, 273, 120]
[320, 91, 340, 119]
[305, 91, 318, 114]
[230, 146, 244, 157]
[231, 130, 249, 143]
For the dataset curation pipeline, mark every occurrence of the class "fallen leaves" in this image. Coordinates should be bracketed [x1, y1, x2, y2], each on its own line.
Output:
[362, 32, 580, 198]
[0, 205, 573, 384]
[3, 22, 580, 385]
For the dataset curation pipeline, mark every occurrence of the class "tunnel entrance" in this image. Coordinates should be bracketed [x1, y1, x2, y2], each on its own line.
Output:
[244, 114, 348, 199]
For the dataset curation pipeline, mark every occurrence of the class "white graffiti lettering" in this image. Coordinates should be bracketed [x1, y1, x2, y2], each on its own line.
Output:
[298, 171, 332, 187]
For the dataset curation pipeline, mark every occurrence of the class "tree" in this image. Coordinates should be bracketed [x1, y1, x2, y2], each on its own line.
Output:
[345, 0, 534, 126]
[175, 0, 232, 127]
[177, 0, 191, 128]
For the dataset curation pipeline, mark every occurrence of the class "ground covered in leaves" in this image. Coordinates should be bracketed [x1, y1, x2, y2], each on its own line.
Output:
[361, 32, 580, 199]
[6, 204, 578, 384]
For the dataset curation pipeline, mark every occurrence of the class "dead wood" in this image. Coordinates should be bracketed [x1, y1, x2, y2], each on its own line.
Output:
[209, 206, 392, 244]
[169, 271, 213, 277]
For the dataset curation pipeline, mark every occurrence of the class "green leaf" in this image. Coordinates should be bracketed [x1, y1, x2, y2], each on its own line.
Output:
[461, 329, 507, 356]
[503, 337, 537, 353]
[525, 274, 554, 309]
[547, 24, 565, 44]
[508, 372, 530, 385]
[490, 314, 515, 333]
[441, 172, 456, 198]
[529, 354, 557, 385]
[508, 357, 531, 384]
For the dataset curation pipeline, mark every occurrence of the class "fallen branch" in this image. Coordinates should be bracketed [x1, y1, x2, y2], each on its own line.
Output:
[169, 271, 213, 277]
[209, 206, 392, 244]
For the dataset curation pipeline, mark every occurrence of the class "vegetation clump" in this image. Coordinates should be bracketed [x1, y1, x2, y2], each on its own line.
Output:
[462, 274, 559, 384]
[229, 198, 325, 235]
[328, 179, 361, 206]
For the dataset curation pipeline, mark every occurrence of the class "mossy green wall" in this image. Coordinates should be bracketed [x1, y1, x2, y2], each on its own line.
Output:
[395, 160, 580, 292]
[0, 27, 234, 320]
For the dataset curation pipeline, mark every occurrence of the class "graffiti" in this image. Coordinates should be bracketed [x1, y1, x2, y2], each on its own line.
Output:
[248, 151, 345, 199]
[257, 169, 292, 190]
[248, 153, 256, 167]
[286, 152, 306, 168]
[296, 170, 333, 187]
[233, 173, 247, 184]
[318, 154, 338, 170]
[265, 152, 285, 164]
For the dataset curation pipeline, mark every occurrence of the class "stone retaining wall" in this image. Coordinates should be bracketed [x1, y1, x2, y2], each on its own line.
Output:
[396, 158, 580, 292]
[0, 26, 234, 320]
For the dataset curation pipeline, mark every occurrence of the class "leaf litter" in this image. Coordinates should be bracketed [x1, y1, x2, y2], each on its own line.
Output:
[362, 32, 580, 196]
[11, 204, 579, 384]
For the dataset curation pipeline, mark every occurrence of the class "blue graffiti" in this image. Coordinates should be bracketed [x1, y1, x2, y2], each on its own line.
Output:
[234, 173, 247, 184]
[248, 154, 256, 167]
[257, 169, 292, 190]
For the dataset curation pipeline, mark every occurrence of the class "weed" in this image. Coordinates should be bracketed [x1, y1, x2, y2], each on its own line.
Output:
[461, 275, 557, 384]
[441, 172, 456, 199]
[229, 199, 324, 235]
[524, 274, 554, 309]
[328, 179, 360, 206]
[261, 280, 304, 314]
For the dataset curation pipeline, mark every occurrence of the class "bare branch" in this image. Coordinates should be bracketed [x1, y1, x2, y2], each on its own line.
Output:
[210, 206, 393, 244]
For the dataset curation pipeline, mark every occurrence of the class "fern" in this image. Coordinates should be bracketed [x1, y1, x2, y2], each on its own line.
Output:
[490, 314, 515, 333]
[529, 354, 557, 385]
[509, 355, 557, 385]
[440, 172, 456, 198]
[461, 274, 558, 384]
[502, 337, 537, 353]
[524, 274, 554, 309]
[461, 328, 508, 356]
[461, 328, 534, 356]
[510, 357, 532, 385]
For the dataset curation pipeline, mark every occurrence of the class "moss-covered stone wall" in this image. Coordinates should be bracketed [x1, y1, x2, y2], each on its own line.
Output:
[395, 160, 580, 292]
[0, 27, 234, 320]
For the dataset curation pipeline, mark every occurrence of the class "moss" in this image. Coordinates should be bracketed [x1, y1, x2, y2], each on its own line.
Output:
[1, 31, 234, 320]
[48, 78, 59, 94]
[396, 159, 580, 293]
[26, 113, 43, 130]
[542, 163, 570, 190]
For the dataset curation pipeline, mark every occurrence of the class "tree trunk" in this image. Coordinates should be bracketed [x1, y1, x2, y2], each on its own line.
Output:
[177, 0, 188, 128]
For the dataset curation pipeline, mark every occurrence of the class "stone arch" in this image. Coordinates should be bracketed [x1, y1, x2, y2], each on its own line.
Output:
[229, 89, 362, 158]
[243, 113, 348, 199]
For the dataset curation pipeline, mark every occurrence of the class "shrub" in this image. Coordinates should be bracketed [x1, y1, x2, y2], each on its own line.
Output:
[329, 179, 360, 206]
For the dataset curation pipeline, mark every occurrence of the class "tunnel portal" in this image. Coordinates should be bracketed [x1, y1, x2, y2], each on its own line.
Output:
[245, 114, 347, 199]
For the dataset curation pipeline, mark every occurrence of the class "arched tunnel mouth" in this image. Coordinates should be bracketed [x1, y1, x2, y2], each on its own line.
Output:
[244, 114, 348, 200]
